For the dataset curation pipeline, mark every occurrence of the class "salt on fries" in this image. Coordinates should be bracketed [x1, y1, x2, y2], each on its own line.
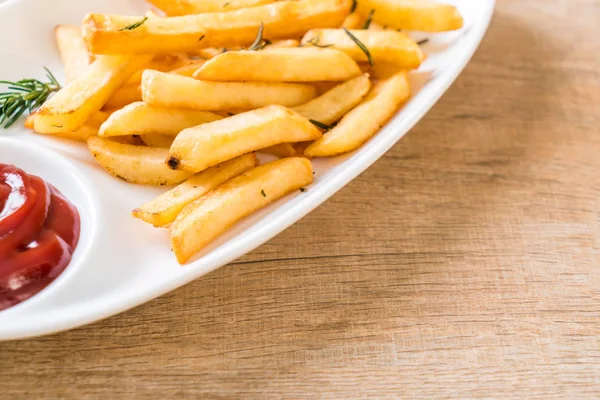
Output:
[133, 153, 259, 227]
[142, 70, 318, 111]
[193, 48, 361, 82]
[171, 157, 314, 263]
[9, 0, 464, 264]
[99, 102, 223, 137]
[83, 0, 352, 54]
[168, 105, 322, 172]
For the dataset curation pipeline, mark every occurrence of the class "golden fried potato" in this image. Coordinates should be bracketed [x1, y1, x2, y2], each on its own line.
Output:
[341, 12, 366, 29]
[103, 83, 142, 111]
[168, 105, 322, 172]
[261, 143, 297, 158]
[148, 0, 278, 15]
[88, 136, 193, 185]
[29, 111, 110, 141]
[34, 55, 151, 134]
[305, 72, 410, 157]
[99, 102, 222, 137]
[302, 29, 423, 69]
[55, 25, 92, 83]
[82, 0, 352, 54]
[126, 54, 190, 85]
[169, 60, 206, 77]
[171, 157, 313, 263]
[142, 70, 317, 111]
[133, 153, 259, 227]
[356, 0, 463, 32]
[140, 134, 175, 148]
[193, 48, 361, 82]
[292, 74, 371, 125]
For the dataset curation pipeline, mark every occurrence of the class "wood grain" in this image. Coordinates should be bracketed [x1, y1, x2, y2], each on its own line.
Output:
[1, 0, 599, 398]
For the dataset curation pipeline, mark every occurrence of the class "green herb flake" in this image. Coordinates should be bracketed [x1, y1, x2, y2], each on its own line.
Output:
[119, 16, 148, 31]
[309, 119, 333, 131]
[343, 28, 374, 67]
[363, 9, 375, 29]
[261, 189, 266, 197]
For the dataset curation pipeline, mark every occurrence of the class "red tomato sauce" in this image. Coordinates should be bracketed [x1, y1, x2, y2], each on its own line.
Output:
[0, 164, 80, 311]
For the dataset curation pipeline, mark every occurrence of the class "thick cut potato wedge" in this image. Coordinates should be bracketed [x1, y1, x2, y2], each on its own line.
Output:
[99, 102, 222, 137]
[88, 136, 193, 186]
[356, 0, 463, 32]
[103, 83, 142, 110]
[82, 0, 352, 54]
[127, 54, 190, 84]
[133, 153, 258, 227]
[261, 143, 297, 158]
[302, 29, 423, 69]
[149, 0, 278, 15]
[140, 134, 175, 148]
[168, 105, 322, 172]
[55, 25, 92, 83]
[142, 70, 317, 111]
[305, 72, 410, 157]
[34, 55, 151, 134]
[292, 74, 371, 125]
[171, 157, 313, 263]
[193, 48, 361, 82]
[169, 60, 206, 77]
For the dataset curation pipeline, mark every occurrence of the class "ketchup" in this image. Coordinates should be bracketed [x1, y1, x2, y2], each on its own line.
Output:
[0, 164, 80, 311]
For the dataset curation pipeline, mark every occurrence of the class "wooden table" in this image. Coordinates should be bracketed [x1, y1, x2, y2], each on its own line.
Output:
[2, 0, 599, 398]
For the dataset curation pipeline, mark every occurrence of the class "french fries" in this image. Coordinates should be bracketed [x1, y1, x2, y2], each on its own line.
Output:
[168, 105, 322, 172]
[133, 153, 258, 227]
[99, 102, 222, 137]
[82, 0, 352, 54]
[261, 143, 297, 158]
[302, 29, 424, 69]
[355, 0, 464, 32]
[127, 54, 190, 84]
[341, 12, 366, 29]
[88, 136, 193, 186]
[292, 74, 371, 125]
[305, 72, 410, 157]
[140, 134, 175, 148]
[169, 60, 206, 77]
[171, 157, 313, 263]
[148, 0, 278, 15]
[193, 48, 361, 82]
[142, 70, 317, 111]
[34, 55, 151, 134]
[103, 83, 142, 110]
[54, 25, 92, 83]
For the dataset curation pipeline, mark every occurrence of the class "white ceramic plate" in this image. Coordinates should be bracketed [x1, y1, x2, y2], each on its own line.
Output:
[0, 0, 495, 340]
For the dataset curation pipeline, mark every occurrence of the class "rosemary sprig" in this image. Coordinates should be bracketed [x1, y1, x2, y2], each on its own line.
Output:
[363, 9, 375, 29]
[0, 67, 60, 129]
[306, 38, 333, 48]
[343, 28, 374, 67]
[417, 38, 430, 45]
[309, 119, 333, 131]
[248, 22, 271, 51]
[119, 16, 148, 31]
[350, 0, 357, 13]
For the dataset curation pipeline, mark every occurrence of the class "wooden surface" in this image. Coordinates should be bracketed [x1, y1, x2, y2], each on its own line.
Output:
[2, 1, 600, 398]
